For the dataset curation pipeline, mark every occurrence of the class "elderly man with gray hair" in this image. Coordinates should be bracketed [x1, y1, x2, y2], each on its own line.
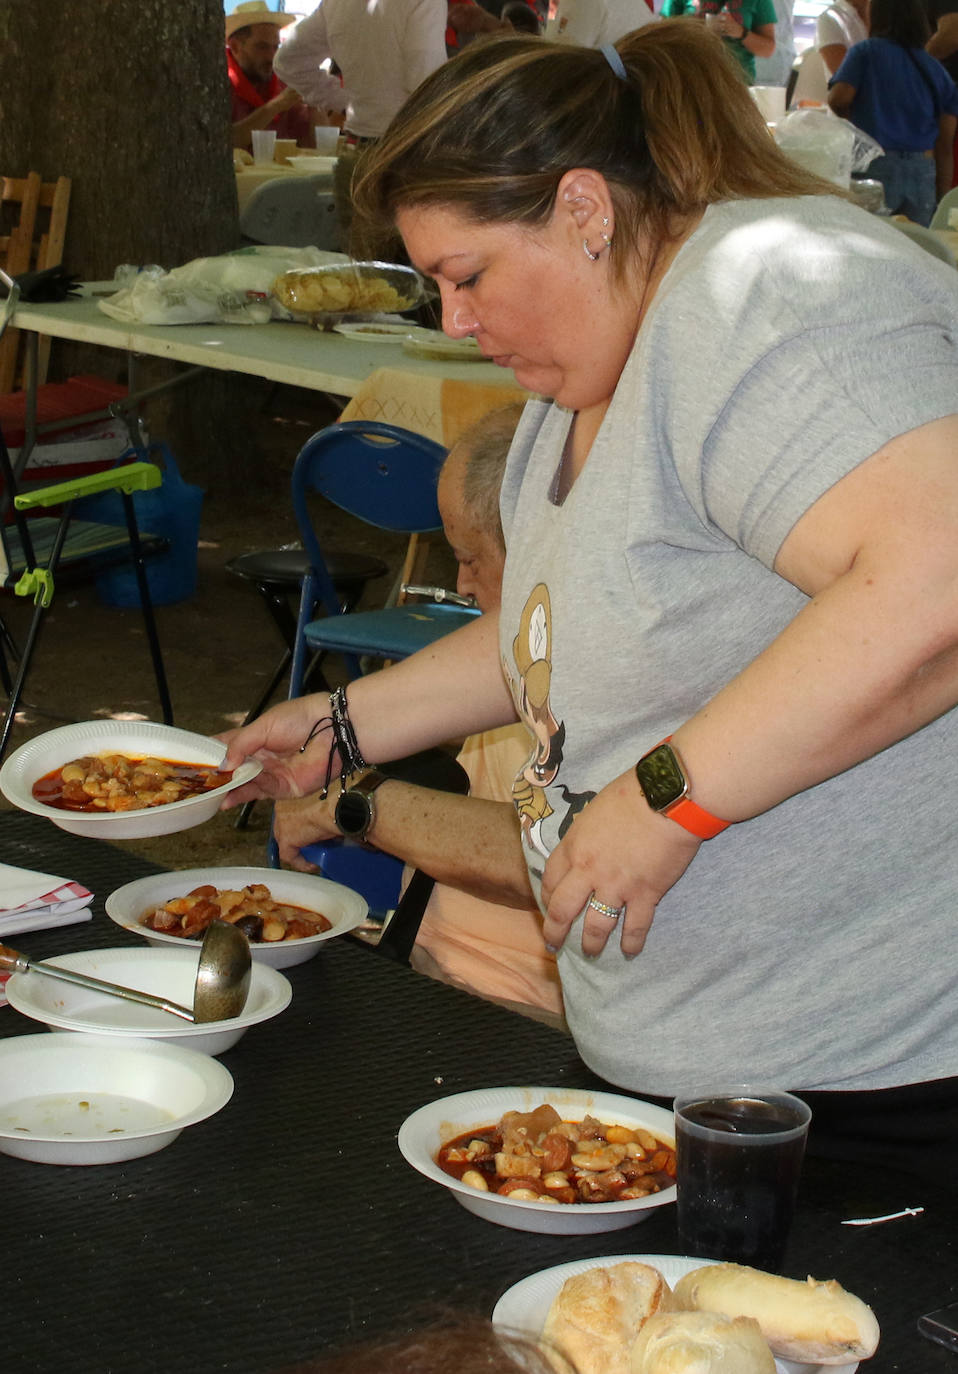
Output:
[273, 405, 563, 1027]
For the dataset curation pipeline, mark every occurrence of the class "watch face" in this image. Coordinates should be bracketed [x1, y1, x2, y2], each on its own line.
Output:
[336, 789, 371, 837]
[637, 744, 687, 812]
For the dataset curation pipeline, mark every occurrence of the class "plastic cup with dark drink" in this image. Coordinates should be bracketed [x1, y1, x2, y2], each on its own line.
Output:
[674, 1087, 811, 1273]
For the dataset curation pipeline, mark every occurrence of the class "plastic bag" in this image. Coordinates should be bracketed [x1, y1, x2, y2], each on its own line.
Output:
[774, 107, 884, 189]
[96, 246, 350, 326]
[77, 441, 205, 607]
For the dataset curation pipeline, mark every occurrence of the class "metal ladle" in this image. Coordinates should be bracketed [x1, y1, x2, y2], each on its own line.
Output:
[0, 919, 252, 1024]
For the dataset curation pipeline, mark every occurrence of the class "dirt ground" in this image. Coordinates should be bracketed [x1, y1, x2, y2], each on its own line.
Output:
[0, 382, 457, 873]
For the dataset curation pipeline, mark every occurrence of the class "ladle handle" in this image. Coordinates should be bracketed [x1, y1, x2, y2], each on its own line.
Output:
[0, 946, 196, 1023]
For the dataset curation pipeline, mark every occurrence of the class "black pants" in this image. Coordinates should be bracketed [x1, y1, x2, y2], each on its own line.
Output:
[638, 1077, 958, 1195]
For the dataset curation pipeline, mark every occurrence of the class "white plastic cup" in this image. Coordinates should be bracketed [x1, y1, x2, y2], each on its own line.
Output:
[314, 125, 340, 154]
[251, 130, 277, 165]
[751, 85, 787, 124]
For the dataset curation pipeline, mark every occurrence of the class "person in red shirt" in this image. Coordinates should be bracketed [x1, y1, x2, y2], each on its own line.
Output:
[226, 2, 313, 150]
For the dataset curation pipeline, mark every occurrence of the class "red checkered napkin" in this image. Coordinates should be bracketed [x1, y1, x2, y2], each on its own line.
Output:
[0, 862, 93, 935]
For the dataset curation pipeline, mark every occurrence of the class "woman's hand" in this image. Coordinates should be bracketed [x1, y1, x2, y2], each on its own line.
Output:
[218, 695, 334, 808]
[273, 786, 343, 870]
[714, 11, 744, 38]
[540, 767, 702, 958]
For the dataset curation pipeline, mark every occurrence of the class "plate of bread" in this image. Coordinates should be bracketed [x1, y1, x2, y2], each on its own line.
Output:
[492, 1255, 879, 1374]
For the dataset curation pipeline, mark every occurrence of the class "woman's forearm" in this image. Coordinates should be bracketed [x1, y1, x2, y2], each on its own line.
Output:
[222, 611, 515, 799]
[928, 14, 958, 61]
[935, 115, 957, 199]
[827, 82, 855, 117]
[671, 419, 958, 823]
[347, 610, 517, 764]
[673, 555, 958, 822]
[740, 26, 775, 58]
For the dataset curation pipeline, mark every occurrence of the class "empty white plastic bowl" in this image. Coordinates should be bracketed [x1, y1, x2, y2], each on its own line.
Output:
[0, 1032, 234, 1165]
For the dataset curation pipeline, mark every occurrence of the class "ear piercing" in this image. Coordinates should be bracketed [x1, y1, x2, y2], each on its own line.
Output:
[583, 216, 613, 262]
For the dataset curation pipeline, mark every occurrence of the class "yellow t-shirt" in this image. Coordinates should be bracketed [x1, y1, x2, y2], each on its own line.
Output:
[410, 724, 563, 1019]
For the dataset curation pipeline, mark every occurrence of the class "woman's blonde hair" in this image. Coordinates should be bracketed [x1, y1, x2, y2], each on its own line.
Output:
[352, 22, 837, 270]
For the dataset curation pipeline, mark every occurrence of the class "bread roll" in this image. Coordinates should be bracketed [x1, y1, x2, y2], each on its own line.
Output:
[542, 1262, 674, 1374]
[673, 1263, 880, 1365]
[629, 1310, 776, 1374]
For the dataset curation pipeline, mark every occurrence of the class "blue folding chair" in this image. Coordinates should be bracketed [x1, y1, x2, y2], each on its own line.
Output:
[287, 747, 470, 962]
[288, 421, 480, 695]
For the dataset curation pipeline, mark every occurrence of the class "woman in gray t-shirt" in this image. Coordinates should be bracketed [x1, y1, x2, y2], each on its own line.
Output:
[225, 21, 958, 1181]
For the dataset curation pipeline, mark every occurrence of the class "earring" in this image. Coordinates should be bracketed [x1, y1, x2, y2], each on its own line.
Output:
[584, 216, 613, 260]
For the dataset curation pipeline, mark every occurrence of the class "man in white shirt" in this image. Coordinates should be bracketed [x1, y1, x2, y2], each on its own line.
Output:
[816, 0, 867, 71]
[275, 0, 449, 245]
[545, 0, 656, 48]
[273, 405, 564, 1026]
[790, 0, 867, 104]
[273, 0, 448, 142]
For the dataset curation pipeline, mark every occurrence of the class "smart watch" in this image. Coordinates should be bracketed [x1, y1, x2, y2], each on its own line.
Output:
[333, 770, 390, 842]
[634, 739, 730, 840]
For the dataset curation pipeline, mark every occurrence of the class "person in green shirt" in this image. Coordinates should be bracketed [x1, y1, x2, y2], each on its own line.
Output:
[660, 0, 777, 82]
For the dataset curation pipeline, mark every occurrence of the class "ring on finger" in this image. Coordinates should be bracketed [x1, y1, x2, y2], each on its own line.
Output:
[587, 896, 626, 921]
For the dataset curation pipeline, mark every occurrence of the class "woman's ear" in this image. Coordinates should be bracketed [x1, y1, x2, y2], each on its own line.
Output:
[556, 168, 615, 239]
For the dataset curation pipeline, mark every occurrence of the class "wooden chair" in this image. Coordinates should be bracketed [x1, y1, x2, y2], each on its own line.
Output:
[0, 172, 71, 393]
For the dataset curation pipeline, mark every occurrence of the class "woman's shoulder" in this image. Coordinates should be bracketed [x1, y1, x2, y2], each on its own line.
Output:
[687, 196, 880, 265]
[662, 197, 958, 334]
[840, 35, 888, 64]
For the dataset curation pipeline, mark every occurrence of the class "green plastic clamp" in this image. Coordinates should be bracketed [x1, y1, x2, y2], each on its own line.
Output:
[12, 460, 162, 511]
[15, 567, 55, 607]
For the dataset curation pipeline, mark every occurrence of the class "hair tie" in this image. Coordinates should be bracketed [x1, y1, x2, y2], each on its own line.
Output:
[601, 43, 627, 81]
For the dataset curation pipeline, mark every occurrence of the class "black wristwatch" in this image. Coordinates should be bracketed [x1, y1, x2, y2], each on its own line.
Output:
[333, 770, 390, 841]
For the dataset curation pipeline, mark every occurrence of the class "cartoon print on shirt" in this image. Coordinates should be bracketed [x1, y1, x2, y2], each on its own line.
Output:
[511, 583, 565, 861]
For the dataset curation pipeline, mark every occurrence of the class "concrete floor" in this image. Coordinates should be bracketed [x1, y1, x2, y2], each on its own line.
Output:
[0, 385, 456, 875]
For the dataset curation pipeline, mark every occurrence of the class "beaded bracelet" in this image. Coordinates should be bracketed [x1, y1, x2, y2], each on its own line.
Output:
[299, 685, 368, 798]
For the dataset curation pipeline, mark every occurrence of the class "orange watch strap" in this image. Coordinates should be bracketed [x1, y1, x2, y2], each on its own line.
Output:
[662, 794, 731, 840]
[660, 735, 731, 840]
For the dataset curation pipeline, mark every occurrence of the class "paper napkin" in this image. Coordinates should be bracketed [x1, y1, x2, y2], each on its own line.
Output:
[0, 861, 93, 937]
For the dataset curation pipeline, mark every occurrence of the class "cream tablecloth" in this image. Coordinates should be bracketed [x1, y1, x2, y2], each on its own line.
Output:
[338, 365, 529, 448]
[234, 163, 334, 212]
[338, 365, 531, 586]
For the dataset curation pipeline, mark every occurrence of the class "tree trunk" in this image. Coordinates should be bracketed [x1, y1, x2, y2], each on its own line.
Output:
[0, 0, 237, 275]
[0, 0, 276, 496]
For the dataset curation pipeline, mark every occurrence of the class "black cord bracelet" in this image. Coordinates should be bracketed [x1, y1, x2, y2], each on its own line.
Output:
[299, 686, 368, 798]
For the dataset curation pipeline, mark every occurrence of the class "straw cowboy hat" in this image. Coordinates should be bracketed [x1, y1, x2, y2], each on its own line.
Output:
[225, 3, 299, 39]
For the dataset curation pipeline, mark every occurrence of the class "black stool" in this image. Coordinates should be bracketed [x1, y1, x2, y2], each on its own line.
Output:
[227, 546, 388, 725]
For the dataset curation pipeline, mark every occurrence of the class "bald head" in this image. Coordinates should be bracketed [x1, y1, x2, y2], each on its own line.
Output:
[438, 402, 524, 614]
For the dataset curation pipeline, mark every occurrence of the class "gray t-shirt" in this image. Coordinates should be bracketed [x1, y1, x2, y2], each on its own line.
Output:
[499, 195, 958, 1096]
